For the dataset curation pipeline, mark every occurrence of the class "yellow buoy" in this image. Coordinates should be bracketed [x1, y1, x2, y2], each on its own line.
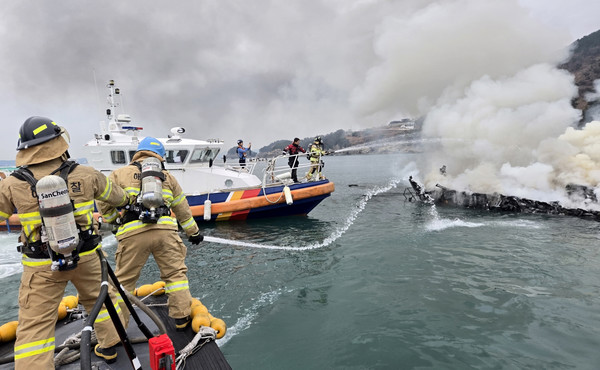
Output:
[191, 314, 211, 333]
[210, 318, 227, 339]
[61, 295, 78, 309]
[190, 298, 203, 308]
[151, 281, 166, 296]
[135, 284, 154, 297]
[0, 321, 18, 342]
[57, 303, 68, 321]
[191, 304, 209, 317]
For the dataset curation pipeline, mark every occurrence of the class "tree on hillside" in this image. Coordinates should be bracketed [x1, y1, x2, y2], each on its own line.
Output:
[559, 29, 600, 121]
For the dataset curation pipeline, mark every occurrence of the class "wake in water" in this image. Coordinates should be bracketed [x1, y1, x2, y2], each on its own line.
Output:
[424, 203, 545, 231]
[215, 289, 285, 347]
[0, 233, 22, 279]
[205, 178, 404, 251]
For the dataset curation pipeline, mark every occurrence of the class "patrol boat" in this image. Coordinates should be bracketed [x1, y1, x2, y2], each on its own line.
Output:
[85, 80, 334, 223]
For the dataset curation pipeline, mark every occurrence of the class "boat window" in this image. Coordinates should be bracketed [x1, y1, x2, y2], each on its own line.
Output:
[165, 150, 189, 164]
[189, 148, 220, 164]
[129, 151, 137, 162]
[110, 150, 127, 164]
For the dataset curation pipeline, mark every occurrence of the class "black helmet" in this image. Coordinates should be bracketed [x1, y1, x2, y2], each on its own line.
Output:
[237, 139, 243, 145]
[17, 116, 63, 150]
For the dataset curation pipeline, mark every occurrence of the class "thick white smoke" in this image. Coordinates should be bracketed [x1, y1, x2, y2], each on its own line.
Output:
[420, 63, 600, 206]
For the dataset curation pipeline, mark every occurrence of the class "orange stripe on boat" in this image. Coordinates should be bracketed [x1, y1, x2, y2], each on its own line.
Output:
[228, 189, 263, 220]
[0, 214, 22, 230]
[216, 189, 252, 220]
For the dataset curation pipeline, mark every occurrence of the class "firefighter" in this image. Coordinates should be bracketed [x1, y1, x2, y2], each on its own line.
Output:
[306, 136, 327, 181]
[97, 137, 203, 332]
[0, 116, 129, 367]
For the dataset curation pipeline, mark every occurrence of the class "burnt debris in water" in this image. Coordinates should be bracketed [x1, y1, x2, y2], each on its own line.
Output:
[405, 177, 600, 221]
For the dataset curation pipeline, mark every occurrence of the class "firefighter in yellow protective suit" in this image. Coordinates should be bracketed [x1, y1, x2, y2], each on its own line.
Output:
[0, 117, 129, 367]
[306, 136, 327, 181]
[97, 137, 203, 331]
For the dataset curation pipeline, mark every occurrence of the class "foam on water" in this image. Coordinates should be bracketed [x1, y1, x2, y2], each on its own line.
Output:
[216, 288, 285, 347]
[424, 203, 547, 232]
[426, 217, 485, 231]
[0, 233, 22, 279]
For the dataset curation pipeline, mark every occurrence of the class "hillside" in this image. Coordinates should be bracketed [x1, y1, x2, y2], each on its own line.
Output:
[559, 29, 600, 122]
[244, 124, 421, 158]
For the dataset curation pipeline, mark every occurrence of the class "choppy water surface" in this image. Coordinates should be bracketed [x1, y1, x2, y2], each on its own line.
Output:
[1, 153, 600, 369]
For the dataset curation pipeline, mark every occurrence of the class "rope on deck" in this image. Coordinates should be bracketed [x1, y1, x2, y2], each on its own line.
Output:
[175, 326, 217, 370]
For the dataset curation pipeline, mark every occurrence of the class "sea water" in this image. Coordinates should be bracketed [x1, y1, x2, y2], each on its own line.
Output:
[1, 153, 599, 369]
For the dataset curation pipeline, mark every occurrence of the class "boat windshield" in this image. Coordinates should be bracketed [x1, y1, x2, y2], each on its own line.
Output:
[165, 150, 190, 164]
[189, 147, 220, 164]
[111, 150, 127, 164]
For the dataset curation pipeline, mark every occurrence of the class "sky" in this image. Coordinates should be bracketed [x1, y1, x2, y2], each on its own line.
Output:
[0, 0, 598, 162]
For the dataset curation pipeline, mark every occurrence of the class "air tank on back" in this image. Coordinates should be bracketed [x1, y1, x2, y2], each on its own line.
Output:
[140, 157, 165, 210]
[36, 175, 79, 255]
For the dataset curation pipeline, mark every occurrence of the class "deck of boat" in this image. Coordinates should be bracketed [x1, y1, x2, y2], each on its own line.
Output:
[0, 294, 231, 369]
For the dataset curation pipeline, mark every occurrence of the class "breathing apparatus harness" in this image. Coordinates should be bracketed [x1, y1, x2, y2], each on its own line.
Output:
[120, 159, 171, 225]
[11, 160, 100, 271]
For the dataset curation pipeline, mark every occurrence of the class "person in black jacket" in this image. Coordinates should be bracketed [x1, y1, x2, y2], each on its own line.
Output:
[283, 138, 306, 183]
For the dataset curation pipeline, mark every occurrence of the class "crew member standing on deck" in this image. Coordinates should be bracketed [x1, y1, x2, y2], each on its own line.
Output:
[0, 116, 129, 366]
[236, 139, 251, 167]
[97, 137, 204, 332]
[306, 136, 327, 181]
[283, 137, 306, 183]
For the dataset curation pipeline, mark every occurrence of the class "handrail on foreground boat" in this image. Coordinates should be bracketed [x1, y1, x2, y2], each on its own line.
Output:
[81, 249, 144, 369]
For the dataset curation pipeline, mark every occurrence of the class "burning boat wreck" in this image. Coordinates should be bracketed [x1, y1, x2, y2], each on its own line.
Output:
[405, 176, 600, 221]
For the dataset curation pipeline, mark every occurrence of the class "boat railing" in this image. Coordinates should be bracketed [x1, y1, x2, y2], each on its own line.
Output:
[262, 153, 323, 185]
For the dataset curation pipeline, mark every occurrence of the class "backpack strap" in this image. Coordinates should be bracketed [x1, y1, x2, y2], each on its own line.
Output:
[50, 160, 79, 184]
[11, 161, 80, 199]
[10, 167, 38, 198]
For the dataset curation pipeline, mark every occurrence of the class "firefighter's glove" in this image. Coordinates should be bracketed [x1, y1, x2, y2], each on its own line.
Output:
[189, 231, 204, 245]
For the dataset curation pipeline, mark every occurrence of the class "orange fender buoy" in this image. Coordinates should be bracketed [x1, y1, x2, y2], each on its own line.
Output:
[151, 281, 166, 296]
[190, 298, 203, 308]
[61, 295, 78, 309]
[135, 284, 154, 297]
[57, 303, 68, 321]
[0, 321, 18, 342]
[210, 318, 226, 339]
[191, 304, 209, 317]
[191, 314, 211, 333]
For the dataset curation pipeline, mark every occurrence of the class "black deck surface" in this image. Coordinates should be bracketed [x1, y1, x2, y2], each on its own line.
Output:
[0, 295, 231, 369]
